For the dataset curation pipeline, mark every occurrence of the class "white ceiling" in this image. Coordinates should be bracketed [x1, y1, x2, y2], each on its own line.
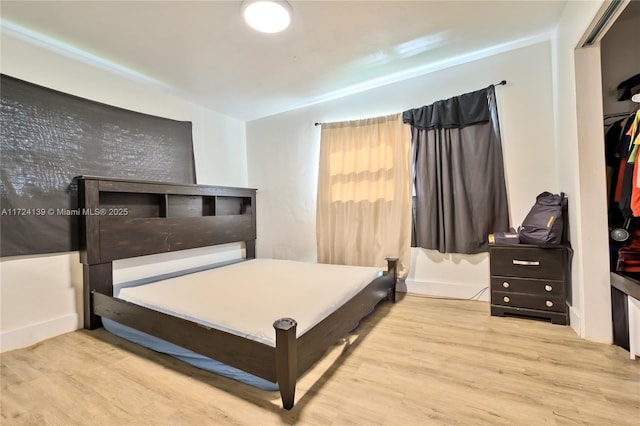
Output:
[1, 1, 570, 121]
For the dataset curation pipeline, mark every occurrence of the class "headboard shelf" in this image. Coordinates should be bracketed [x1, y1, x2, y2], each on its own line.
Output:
[77, 176, 256, 265]
[99, 192, 165, 218]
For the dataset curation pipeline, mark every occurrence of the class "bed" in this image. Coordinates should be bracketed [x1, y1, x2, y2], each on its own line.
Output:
[77, 176, 398, 409]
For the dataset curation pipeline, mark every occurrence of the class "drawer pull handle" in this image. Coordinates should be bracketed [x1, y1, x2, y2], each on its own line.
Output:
[513, 260, 540, 266]
[503, 296, 510, 303]
[546, 300, 553, 307]
[545, 285, 553, 292]
[502, 282, 510, 288]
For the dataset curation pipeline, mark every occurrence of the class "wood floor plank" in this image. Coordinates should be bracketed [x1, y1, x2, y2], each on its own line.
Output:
[1, 294, 638, 425]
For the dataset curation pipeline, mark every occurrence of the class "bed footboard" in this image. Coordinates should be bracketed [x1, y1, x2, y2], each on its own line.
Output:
[273, 258, 398, 409]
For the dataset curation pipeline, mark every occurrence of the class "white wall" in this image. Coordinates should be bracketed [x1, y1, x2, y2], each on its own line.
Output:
[552, 0, 611, 342]
[0, 32, 248, 351]
[248, 3, 619, 343]
[247, 41, 558, 301]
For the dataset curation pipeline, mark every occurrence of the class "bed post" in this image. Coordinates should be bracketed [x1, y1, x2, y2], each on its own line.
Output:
[83, 262, 113, 329]
[274, 317, 297, 410]
[386, 258, 399, 303]
[246, 240, 256, 259]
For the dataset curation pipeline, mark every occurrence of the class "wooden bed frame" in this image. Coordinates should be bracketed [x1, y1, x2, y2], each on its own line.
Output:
[77, 176, 398, 410]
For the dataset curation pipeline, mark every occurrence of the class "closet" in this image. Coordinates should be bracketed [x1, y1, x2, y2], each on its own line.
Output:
[600, 1, 640, 359]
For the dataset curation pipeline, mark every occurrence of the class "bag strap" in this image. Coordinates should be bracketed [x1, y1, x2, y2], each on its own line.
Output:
[560, 192, 569, 246]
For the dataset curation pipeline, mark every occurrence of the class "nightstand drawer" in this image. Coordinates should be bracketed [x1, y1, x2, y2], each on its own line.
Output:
[490, 276, 564, 296]
[489, 246, 566, 280]
[492, 291, 565, 313]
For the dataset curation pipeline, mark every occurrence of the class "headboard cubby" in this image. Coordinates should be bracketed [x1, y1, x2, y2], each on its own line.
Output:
[77, 176, 257, 329]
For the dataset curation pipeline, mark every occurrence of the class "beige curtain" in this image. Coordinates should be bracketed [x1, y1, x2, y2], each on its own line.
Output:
[316, 113, 411, 276]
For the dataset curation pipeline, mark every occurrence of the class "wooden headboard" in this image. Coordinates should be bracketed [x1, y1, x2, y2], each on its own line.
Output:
[77, 176, 257, 328]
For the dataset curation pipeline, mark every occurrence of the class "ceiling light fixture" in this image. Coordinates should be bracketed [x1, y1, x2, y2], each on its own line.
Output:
[242, 0, 292, 33]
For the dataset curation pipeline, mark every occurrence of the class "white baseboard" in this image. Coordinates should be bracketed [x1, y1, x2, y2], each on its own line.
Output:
[569, 304, 582, 338]
[1, 313, 80, 353]
[402, 279, 490, 301]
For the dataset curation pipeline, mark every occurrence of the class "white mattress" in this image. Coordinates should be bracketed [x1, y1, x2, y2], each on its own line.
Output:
[115, 259, 382, 347]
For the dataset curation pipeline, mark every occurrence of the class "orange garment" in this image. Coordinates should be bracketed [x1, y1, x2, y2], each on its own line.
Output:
[628, 112, 640, 215]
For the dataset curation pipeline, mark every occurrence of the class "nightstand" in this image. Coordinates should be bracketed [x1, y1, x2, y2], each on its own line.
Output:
[489, 244, 571, 325]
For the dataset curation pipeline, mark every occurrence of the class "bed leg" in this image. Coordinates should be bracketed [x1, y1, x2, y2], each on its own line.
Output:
[385, 258, 399, 303]
[245, 240, 256, 259]
[274, 318, 297, 410]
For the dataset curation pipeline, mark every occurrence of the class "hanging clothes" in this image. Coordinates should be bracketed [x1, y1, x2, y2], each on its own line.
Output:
[626, 111, 640, 216]
[606, 117, 627, 224]
[612, 114, 637, 219]
[617, 229, 640, 272]
[607, 109, 640, 273]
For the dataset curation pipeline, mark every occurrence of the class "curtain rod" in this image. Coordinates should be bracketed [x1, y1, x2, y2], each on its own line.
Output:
[314, 80, 507, 126]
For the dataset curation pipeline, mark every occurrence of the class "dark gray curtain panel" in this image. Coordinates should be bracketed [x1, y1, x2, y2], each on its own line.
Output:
[403, 86, 510, 254]
[0, 74, 195, 257]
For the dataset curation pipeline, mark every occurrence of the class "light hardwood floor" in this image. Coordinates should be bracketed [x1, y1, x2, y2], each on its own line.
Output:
[2, 294, 639, 425]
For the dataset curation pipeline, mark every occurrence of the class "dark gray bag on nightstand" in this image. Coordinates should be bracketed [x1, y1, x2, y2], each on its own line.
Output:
[518, 192, 567, 245]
